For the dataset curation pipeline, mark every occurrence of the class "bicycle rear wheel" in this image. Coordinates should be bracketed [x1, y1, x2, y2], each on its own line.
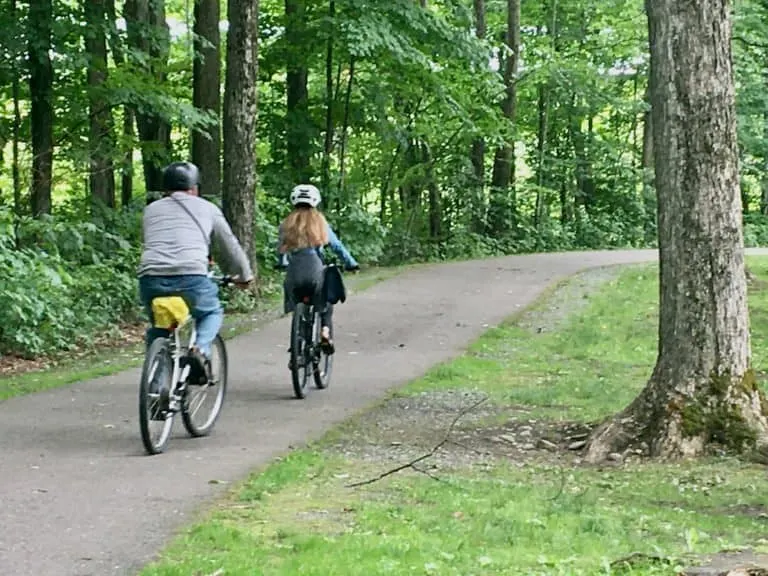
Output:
[290, 303, 311, 399]
[313, 313, 333, 389]
[139, 337, 175, 455]
[182, 334, 228, 437]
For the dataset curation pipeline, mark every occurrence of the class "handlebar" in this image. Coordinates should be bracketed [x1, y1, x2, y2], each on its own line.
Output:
[210, 274, 249, 287]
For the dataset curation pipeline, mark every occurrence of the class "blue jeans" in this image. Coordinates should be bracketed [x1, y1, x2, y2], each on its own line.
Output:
[139, 275, 222, 357]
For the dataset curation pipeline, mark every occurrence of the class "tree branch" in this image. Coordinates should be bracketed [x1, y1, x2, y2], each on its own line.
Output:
[346, 396, 488, 488]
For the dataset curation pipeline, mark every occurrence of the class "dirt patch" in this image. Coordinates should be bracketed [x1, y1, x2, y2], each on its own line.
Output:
[0, 322, 145, 377]
[715, 504, 768, 520]
[324, 390, 601, 470]
[516, 265, 626, 334]
[682, 549, 768, 575]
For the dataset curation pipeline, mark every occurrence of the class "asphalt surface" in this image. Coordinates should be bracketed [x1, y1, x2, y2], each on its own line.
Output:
[0, 250, 672, 575]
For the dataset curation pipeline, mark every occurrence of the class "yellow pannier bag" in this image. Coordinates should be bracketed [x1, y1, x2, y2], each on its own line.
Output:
[151, 296, 191, 330]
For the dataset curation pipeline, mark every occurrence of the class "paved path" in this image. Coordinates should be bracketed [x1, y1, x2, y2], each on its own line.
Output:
[0, 250, 671, 575]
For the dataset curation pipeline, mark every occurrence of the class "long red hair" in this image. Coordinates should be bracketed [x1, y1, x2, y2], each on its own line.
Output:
[279, 206, 329, 253]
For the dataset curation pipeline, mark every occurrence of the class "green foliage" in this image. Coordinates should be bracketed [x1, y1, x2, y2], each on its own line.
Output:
[0, 208, 140, 357]
[2, 0, 768, 358]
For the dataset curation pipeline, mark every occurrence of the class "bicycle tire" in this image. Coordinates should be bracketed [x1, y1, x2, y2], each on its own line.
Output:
[290, 303, 310, 399]
[313, 312, 333, 389]
[181, 334, 228, 437]
[139, 337, 175, 455]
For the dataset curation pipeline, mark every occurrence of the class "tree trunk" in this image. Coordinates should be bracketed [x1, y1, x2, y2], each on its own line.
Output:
[285, 0, 311, 184]
[487, 0, 520, 235]
[106, 0, 134, 207]
[124, 0, 172, 196]
[85, 0, 117, 210]
[321, 0, 335, 198]
[193, 0, 221, 198]
[586, 0, 768, 462]
[423, 143, 441, 239]
[28, 0, 54, 216]
[223, 0, 259, 268]
[761, 69, 768, 215]
[469, 0, 486, 233]
[11, 0, 22, 217]
[641, 84, 656, 237]
[534, 81, 550, 231]
[337, 57, 354, 193]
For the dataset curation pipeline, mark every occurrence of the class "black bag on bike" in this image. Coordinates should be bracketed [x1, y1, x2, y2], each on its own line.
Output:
[323, 265, 346, 305]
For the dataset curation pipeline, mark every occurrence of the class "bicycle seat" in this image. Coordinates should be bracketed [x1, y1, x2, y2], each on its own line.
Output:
[151, 296, 190, 330]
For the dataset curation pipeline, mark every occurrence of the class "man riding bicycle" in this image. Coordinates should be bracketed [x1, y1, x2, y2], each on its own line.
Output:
[138, 161, 253, 381]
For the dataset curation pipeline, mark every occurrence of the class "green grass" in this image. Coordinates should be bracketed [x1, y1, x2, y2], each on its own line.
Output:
[0, 266, 401, 401]
[141, 259, 768, 576]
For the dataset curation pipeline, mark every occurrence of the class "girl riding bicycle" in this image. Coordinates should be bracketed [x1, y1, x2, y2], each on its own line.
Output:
[277, 184, 359, 354]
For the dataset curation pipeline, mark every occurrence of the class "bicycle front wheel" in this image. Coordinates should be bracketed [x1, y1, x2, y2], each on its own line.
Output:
[290, 303, 310, 399]
[182, 334, 228, 437]
[139, 337, 175, 455]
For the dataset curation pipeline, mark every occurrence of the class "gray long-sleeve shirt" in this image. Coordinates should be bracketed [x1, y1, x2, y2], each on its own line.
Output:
[138, 192, 254, 280]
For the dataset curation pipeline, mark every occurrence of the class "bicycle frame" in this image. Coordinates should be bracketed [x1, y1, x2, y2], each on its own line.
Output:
[167, 317, 197, 406]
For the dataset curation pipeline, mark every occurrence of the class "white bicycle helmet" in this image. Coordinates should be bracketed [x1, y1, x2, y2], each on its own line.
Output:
[290, 184, 321, 208]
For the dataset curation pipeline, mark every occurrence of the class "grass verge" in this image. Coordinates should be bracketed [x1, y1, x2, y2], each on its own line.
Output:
[0, 266, 404, 402]
[141, 258, 768, 576]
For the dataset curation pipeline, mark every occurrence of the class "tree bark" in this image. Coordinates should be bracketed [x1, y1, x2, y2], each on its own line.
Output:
[469, 0, 486, 233]
[28, 0, 54, 216]
[85, 0, 117, 210]
[223, 0, 259, 268]
[124, 0, 172, 196]
[487, 0, 520, 235]
[285, 0, 311, 183]
[193, 0, 221, 198]
[586, 0, 768, 462]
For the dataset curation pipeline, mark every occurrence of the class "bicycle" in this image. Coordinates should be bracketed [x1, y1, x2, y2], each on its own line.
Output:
[138, 275, 234, 455]
[289, 286, 334, 399]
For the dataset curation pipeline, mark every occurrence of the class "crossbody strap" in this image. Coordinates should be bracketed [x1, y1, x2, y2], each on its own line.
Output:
[169, 194, 211, 258]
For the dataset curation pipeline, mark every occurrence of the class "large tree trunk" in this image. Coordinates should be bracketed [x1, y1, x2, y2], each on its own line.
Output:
[124, 0, 172, 196]
[469, 0, 486, 233]
[285, 0, 311, 183]
[193, 0, 221, 198]
[223, 0, 259, 268]
[28, 0, 54, 216]
[487, 0, 520, 235]
[586, 0, 768, 462]
[85, 0, 116, 210]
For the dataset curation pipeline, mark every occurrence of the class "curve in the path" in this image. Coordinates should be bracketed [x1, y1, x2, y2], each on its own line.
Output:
[0, 250, 669, 575]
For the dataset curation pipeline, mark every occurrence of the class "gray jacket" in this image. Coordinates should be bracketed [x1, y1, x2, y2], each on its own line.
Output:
[138, 192, 254, 280]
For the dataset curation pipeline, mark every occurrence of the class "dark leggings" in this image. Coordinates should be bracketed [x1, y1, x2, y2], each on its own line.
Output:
[283, 250, 333, 333]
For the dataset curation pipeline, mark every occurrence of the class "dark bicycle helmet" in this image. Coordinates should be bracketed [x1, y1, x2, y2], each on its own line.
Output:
[162, 161, 200, 192]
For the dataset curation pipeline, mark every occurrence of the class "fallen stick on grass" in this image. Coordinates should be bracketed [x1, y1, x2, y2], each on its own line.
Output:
[346, 396, 489, 488]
